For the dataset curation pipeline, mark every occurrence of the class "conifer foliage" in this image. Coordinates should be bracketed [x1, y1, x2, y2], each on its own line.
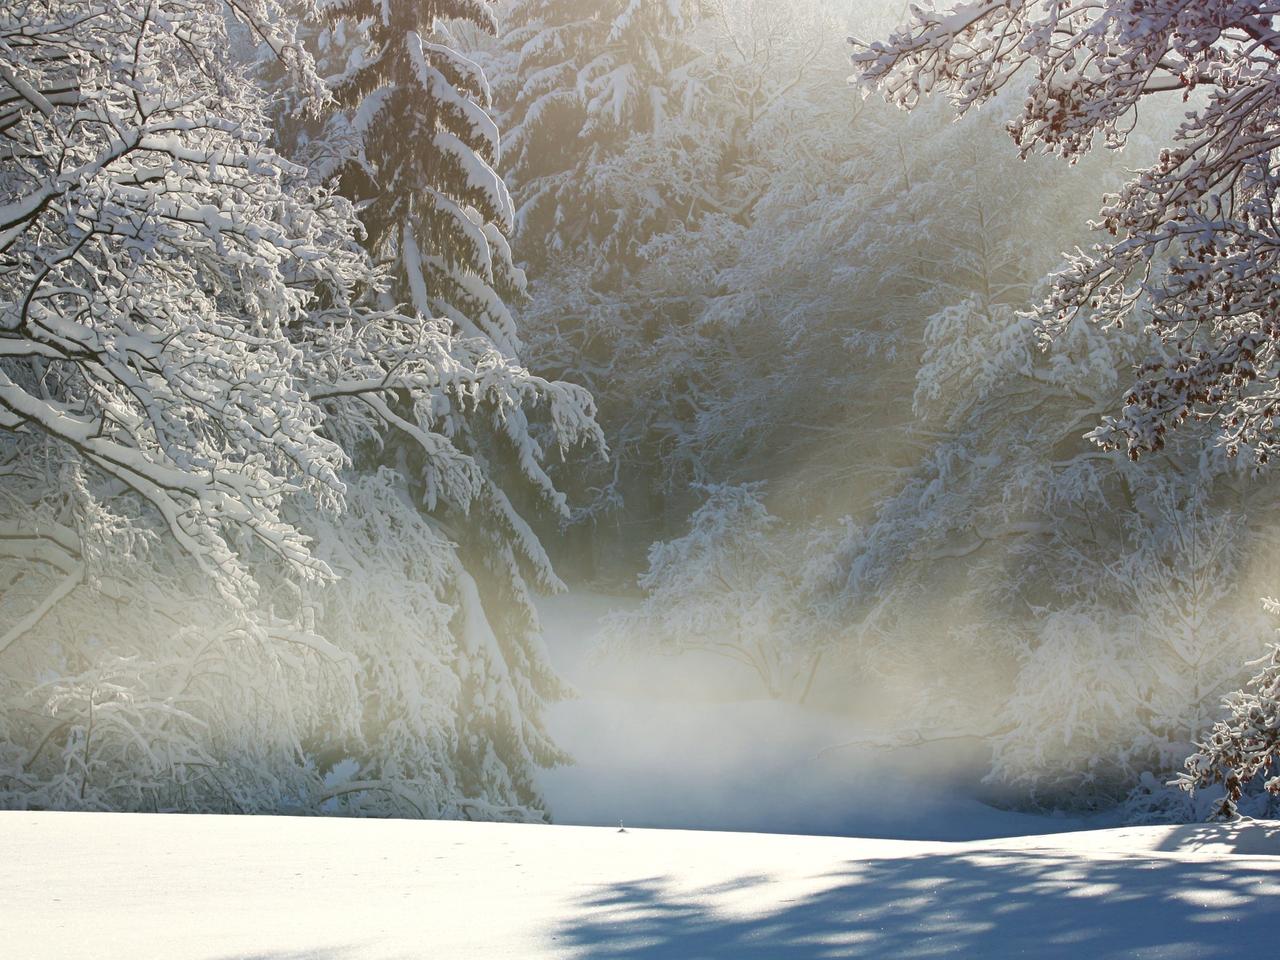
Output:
[503, 0, 704, 264]
[314, 0, 604, 817]
[323, 0, 525, 353]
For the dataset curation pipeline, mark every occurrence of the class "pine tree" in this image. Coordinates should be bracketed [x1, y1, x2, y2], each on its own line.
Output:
[502, 0, 704, 267]
[311, 1, 603, 817]
[324, 0, 524, 353]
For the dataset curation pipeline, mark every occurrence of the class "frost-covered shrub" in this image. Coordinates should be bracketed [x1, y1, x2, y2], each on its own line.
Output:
[1180, 603, 1280, 820]
[604, 484, 845, 702]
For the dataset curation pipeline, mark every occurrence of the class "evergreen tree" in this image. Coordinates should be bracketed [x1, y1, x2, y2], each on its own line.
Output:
[324, 0, 523, 352]
[307, 0, 605, 817]
[503, 0, 705, 267]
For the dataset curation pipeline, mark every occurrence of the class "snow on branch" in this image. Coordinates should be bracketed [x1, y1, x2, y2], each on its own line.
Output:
[853, 1, 1280, 466]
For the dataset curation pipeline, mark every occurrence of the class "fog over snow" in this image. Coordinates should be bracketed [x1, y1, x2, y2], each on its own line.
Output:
[534, 591, 1087, 841]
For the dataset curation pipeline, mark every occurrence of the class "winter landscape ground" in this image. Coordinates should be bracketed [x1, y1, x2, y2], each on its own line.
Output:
[4, 812, 1279, 959]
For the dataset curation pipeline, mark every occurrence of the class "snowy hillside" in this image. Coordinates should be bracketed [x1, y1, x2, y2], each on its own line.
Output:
[3, 811, 1278, 959]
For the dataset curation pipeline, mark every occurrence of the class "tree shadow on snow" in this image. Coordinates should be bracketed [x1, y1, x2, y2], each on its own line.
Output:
[556, 849, 1280, 959]
[1154, 819, 1280, 858]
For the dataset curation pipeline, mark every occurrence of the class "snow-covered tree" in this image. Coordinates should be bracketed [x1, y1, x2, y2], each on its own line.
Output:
[0, 0, 365, 811]
[1181, 602, 1280, 819]
[0, 0, 357, 603]
[320, 0, 524, 353]
[573, 48, 1277, 805]
[308, 0, 610, 814]
[851, 0, 1280, 465]
[810, 115, 1280, 802]
[851, 0, 1280, 815]
[501, 0, 705, 264]
[989, 480, 1274, 808]
[0, 0, 599, 818]
[492, 0, 863, 570]
[603, 484, 844, 702]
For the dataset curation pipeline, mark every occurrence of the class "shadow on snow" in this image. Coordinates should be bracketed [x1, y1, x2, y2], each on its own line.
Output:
[555, 848, 1280, 959]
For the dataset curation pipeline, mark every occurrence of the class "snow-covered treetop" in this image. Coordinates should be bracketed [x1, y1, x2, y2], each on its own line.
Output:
[501, 0, 704, 261]
[325, 1, 510, 242]
[0, 0, 369, 603]
[0, 0, 601, 608]
[851, 1, 1280, 466]
[316, 1, 531, 357]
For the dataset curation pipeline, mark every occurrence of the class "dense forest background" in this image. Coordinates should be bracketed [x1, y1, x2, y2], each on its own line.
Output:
[2, 0, 1278, 825]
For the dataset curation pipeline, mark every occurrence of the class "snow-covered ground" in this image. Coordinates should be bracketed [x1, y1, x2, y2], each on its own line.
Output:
[3, 811, 1279, 959]
[536, 591, 1086, 840]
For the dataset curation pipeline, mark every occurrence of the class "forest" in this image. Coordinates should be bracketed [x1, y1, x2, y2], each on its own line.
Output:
[3, 0, 1280, 836]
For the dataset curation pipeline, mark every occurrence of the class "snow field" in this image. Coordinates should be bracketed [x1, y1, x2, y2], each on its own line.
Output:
[2, 811, 1278, 959]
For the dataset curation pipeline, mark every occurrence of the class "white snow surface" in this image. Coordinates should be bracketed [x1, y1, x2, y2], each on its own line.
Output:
[2, 811, 1279, 959]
